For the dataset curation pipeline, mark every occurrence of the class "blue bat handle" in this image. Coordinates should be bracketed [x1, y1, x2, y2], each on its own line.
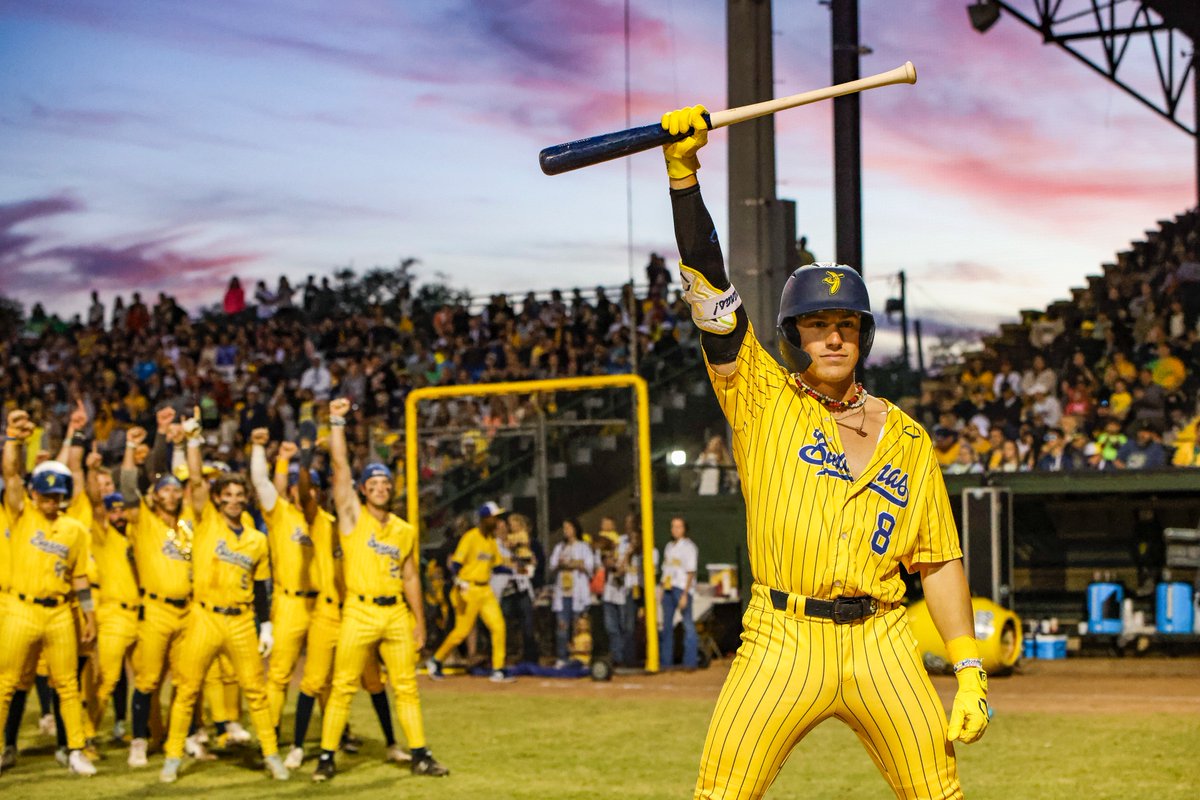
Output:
[539, 112, 713, 176]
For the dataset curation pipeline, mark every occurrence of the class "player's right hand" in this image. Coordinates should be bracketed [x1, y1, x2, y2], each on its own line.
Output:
[250, 427, 270, 447]
[156, 405, 176, 431]
[278, 441, 299, 460]
[126, 426, 148, 447]
[330, 397, 351, 418]
[182, 406, 203, 441]
[661, 105, 709, 180]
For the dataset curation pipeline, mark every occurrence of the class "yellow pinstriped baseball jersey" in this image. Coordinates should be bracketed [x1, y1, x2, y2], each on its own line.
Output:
[8, 506, 89, 597]
[131, 499, 195, 598]
[192, 506, 269, 606]
[90, 519, 140, 606]
[310, 508, 344, 608]
[451, 527, 501, 584]
[341, 511, 415, 599]
[65, 491, 93, 531]
[263, 497, 318, 593]
[707, 324, 961, 604]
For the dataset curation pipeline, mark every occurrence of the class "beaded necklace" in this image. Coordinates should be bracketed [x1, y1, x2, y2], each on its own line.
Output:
[793, 376, 867, 412]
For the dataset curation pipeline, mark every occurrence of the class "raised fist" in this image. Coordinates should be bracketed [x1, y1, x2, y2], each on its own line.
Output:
[661, 105, 709, 180]
[68, 399, 88, 433]
[278, 441, 299, 460]
[166, 423, 184, 445]
[250, 428, 270, 447]
[181, 406, 203, 441]
[156, 406, 177, 431]
[329, 397, 351, 418]
[126, 426, 148, 447]
[85, 443, 103, 470]
[5, 410, 33, 441]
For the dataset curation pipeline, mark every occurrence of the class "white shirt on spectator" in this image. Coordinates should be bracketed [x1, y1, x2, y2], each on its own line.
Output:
[602, 537, 632, 604]
[300, 361, 332, 401]
[549, 539, 594, 612]
[661, 537, 698, 593]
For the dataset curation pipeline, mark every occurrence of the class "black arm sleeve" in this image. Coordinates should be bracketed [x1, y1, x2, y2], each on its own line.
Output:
[670, 183, 748, 364]
[148, 432, 170, 480]
[253, 579, 271, 627]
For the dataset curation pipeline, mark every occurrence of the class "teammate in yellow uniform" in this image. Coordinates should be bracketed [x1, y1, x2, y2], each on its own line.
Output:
[659, 107, 990, 800]
[0, 409, 97, 777]
[248, 430, 318, 728]
[119, 424, 196, 767]
[83, 491, 141, 751]
[158, 412, 289, 782]
[427, 502, 513, 682]
[281, 441, 403, 769]
[311, 397, 448, 782]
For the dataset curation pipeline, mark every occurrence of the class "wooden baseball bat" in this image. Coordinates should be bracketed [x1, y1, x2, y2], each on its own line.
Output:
[538, 61, 916, 176]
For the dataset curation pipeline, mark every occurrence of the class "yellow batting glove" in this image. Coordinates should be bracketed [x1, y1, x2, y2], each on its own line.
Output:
[661, 105, 709, 180]
[945, 635, 990, 744]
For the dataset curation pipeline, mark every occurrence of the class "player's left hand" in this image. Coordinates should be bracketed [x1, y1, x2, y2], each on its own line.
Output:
[258, 621, 275, 657]
[946, 666, 989, 744]
[278, 441, 299, 460]
[661, 105, 709, 180]
[80, 614, 97, 646]
[68, 399, 88, 433]
[413, 622, 426, 653]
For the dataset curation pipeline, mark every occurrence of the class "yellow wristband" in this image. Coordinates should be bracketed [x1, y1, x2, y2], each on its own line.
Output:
[275, 458, 290, 474]
[945, 635, 980, 665]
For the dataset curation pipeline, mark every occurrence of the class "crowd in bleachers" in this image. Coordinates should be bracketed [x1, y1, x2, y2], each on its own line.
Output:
[918, 210, 1200, 475]
[0, 259, 698, 516]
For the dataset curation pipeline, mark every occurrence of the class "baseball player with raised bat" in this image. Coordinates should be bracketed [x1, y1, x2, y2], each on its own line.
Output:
[659, 106, 989, 799]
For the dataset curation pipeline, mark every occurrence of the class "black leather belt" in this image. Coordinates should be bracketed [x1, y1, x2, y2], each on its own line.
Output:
[17, 593, 64, 608]
[200, 601, 245, 616]
[144, 592, 189, 608]
[358, 595, 398, 606]
[282, 589, 319, 598]
[111, 601, 142, 611]
[769, 588, 878, 624]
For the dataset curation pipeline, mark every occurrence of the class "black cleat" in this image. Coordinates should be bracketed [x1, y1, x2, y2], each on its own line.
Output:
[311, 757, 336, 783]
[411, 753, 449, 777]
[339, 731, 362, 754]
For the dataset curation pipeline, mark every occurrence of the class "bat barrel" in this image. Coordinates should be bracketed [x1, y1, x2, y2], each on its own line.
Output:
[539, 123, 676, 176]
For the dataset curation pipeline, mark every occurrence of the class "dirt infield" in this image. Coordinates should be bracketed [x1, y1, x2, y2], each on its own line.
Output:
[433, 657, 1200, 715]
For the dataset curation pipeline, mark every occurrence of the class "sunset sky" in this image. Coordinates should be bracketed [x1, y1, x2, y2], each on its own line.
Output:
[1, 0, 1194, 355]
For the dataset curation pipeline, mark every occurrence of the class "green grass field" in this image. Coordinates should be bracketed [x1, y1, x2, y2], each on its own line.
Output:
[2, 683, 1196, 799]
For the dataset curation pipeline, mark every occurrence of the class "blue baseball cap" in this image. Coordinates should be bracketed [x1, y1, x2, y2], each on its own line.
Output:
[358, 462, 393, 485]
[477, 501, 506, 519]
[103, 492, 126, 510]
[287, 464, 324, 489]
[155, 473, 184, 491]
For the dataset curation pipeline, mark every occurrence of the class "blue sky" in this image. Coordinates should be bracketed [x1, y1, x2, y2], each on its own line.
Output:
[0, 0, 1193, 351]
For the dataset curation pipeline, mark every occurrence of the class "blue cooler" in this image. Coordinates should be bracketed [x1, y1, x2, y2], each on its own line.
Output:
[1156, 582, 1194, 634]
[1087, 583, 1123, 634]
[1022, 636, 1036, 660]
[1035, 635, 1067, 660]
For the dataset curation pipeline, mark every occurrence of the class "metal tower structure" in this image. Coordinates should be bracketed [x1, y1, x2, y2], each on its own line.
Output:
[967, 0, 1198, 201]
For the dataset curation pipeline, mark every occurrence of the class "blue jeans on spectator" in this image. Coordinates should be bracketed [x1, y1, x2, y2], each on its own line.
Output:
[555, 598, 577, 663]
[502, 591, 539, 664]
[603, 600, 632, 666]
[621, 595, 639, 665]
[660, 588, 697, 669]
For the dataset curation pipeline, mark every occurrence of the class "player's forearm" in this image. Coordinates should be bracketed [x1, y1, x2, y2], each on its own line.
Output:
[185, 436, 208, 509]
[148, 429, 170, 477]
[328, 426, 353, 507]
[249, 444, 278, 511]
[920, 559, 976, 644]
[119, 466, 141, 501]
[2, 440, 24, 512]
[671, 183, 748, 363]
[402, 560, 424, 629]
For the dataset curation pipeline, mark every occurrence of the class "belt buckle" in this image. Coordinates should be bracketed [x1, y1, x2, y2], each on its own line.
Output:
[831, 597, 874, 624]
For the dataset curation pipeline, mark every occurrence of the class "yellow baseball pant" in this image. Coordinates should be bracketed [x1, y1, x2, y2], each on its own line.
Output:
[298, 607, 385, 700]
[319, 598, 424, 752]
[204, 654, 240, 725]
[0, 602, 87, 750]
[267, 593, 316, 726]
[132, 598, 189, 693]
[433, 583, 506, 671]
[164, 606, 278, 759]
[87, 602, 139, 733]
[694, 585, 959, 800]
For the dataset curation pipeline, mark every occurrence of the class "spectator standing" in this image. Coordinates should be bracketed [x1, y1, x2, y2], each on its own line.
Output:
[223, 277, 245, 316]
[500, 513, 539, 664]
[694, 435, 732, 496]
[87, 291, 105, 329]
[659, 515, 698, 671]
[300, 357, 333, 403]
[597, 516, 633, 667]
[548, 519, 594, 668]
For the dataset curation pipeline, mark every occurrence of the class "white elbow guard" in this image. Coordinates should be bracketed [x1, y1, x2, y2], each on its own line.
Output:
[680, 262, 741, 335]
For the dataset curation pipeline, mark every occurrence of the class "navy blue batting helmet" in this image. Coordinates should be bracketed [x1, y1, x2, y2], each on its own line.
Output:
[29, 462, 73, 497]
[776, 263, 875, 374]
